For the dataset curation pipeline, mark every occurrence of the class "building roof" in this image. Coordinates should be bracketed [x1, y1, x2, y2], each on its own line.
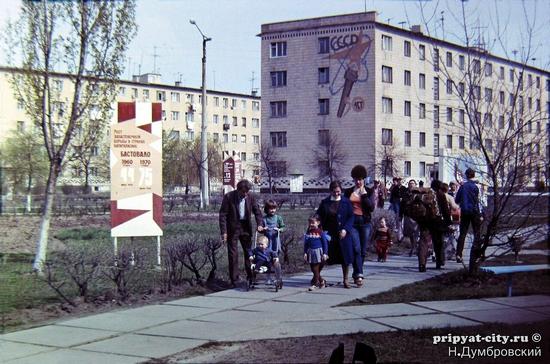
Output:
[259, 11, 549, 76]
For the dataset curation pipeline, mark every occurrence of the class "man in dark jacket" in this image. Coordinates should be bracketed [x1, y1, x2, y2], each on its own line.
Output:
[454, 168, 482, 264]
[219, 179, 263, 287]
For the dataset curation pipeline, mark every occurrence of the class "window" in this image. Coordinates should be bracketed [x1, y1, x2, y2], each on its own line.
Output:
[459, 136, 465, 149]
[223, 98, 229, 108]
[419, 44, 425, 60]
[404, 70, 411, 86]
[214, 97, 219, 106]
[240, 152, 247, 161]
[510, 69, 514, 83]
[232, 99, 237, 108]
[213, 114, 219, 124]
[222, 133, 228, 143]
[186, 112, 194, 122]
[434, 134, 440, 156]
[433, 77, 439, 100]
[17, 99, 24, 110]
[419, 162, 426, 177]
[433, 48, 439, 71]
[253, 135, 260, 144]
[536, 99, 541, 111]
[318, 67, 330, 84]
[499, 91, 505, 105]
[498, 115, 504, 129]
[419, 73, 425, 89]
[447, 107, 453, 123]
[381, 128, 393, 145]
[381, 35, 392, 51]
[319, 37, 330, 54]
[528, 74, 533, 87]
[404, 40, 411, 57]
[318, 129, 329, 146]
[223, 115, 229, 126]
[458, 82, 465, 96]
[419, 132, 426, 147]
[171, 111, 180, 121]
[17, 120, 24, 131]
[419, 103, 426, 119]
[232, 134, 237, 143]
[404, 100, 411, 116]
[212, 133, 219, 143]
[404, 130, 411, 146]
[252, 101, 260, 111]
[232, 116, 238, 126]
[382, 66, 393, 83]
[459, 55, 465, 70]
[268, 161, 287, 177]
[499, 66, 505, 80]
[485, 62, 493, 76]
[132, 88, 138, 98]
[270, 101, 287, 117]
[404, 161, 411, 177]
[446, 79, 453, 94]
[53, 79, 63, 92]
[446, 51, 452, 67]
[118, 87, 126, 96]
[157, 91, 165, 101]
[319, 99, 330, 115]
[253, 153, 260, 161]
[382, 97, 393, 114]
[484, 139, 493, 153]
[143, 89, 150, 100]
[171, 92, 180, 102]
[241, 117, 247, 127]
[473, 59, 481, 74]
[434, 105, 440, 128]
[472, 85, 481, 100]
[270, 71, 287, 87]
[270, 131, 287, 147]
[485, 88, 493, 103]
[187, 94, 194, 103]
[252, 118, 259, 128]
[536, 76, 540, 88]
[186, 131, 194, 140]
[241, 135, 246, 144]
[270, 41, 287, 57]
[446, 135, 453, 148]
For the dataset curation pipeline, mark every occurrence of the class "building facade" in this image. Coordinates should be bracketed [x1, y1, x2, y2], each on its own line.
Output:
[260, 12, 549, 188]
[0, 68, 261, 192]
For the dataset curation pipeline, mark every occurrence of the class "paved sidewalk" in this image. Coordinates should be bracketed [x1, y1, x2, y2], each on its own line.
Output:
[1, 256, 549, 364]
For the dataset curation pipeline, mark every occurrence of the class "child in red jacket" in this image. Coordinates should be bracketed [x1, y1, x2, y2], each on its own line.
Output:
[374, 217, 393, 262]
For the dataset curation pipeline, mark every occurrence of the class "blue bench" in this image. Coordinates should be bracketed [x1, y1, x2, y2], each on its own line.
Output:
[480, 264, 550, 297]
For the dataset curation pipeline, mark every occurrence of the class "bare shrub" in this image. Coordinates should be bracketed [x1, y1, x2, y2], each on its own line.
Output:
[102, 248, 147, 301]
[204, 237, 224, 282]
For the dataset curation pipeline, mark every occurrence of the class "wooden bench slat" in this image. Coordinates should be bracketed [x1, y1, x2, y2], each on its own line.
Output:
[481, 264, 550, 275]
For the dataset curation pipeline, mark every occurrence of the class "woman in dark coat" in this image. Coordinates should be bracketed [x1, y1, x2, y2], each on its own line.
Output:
[316, 181, 357, 288]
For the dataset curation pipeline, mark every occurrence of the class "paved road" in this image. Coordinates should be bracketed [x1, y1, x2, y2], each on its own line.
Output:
[2, 253, 549, 364]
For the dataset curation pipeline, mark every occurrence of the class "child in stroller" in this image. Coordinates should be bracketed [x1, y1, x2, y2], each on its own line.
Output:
[248, 235, 283, 291]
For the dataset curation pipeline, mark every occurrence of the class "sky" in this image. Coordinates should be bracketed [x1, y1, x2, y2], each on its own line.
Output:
[1, 0, 549, 95]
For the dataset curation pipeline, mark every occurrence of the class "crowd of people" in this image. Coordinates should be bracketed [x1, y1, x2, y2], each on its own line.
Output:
[218, 166, 484, 290]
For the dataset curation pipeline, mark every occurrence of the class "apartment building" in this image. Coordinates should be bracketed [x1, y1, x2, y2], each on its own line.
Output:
[260, 12, 549, 188]
[0, 68, 261, 191]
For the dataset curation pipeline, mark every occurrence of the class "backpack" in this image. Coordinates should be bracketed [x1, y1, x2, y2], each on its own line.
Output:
[404, 188, 440, 223]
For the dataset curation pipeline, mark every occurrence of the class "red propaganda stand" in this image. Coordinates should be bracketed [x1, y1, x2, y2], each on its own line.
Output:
[223, 156, 241, 188]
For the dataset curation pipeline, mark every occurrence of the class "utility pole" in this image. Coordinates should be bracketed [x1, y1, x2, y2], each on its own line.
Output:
[190, 20, 212, 208]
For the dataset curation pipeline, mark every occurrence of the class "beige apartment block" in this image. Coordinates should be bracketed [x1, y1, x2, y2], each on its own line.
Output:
[260, 12, 549, 189]
[0, 68, 261, 191]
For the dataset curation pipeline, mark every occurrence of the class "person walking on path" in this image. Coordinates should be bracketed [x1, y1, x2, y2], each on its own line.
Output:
[303, 214, 329, 291]
[401, 179, 420, 257]
[316, 181, 359, 288]
[454, 168, 483, 266]
[388, 177, 405, 240]
[219, 179, 263, 288]
[373, 217, 393, 262]
[344, 165, 374, 287]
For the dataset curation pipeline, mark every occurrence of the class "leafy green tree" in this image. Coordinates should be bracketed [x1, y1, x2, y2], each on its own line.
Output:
[1, 129, 48, 197]
[4, 1, 137, 272]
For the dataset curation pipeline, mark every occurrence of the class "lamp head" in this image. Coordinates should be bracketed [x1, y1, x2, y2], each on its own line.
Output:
[189, 20, 196, 25]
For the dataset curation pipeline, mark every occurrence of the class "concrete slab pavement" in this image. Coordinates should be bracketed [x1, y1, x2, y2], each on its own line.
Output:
[2, 254, 549, 363]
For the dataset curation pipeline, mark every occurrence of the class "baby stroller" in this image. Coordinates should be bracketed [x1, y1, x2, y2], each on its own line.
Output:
[247, 228, 283, 292]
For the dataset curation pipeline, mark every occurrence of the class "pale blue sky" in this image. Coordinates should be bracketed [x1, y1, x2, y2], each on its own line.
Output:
[1, 0, 548, 94]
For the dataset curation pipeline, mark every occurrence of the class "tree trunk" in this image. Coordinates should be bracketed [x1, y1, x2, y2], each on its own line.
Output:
[33, 164, 58, 273]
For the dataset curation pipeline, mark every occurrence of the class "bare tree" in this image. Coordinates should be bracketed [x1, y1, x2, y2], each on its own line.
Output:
[162, 130, 195, 193]
[311, 130, 348, 183]
[413, 1, 549, 272]
[4, 1, 137, 272]
[371, 141, 406, 185]
[256, 143, 284, 194]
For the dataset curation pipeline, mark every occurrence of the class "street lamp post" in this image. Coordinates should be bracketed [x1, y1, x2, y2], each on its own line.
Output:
[190, 20, 211, 208]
